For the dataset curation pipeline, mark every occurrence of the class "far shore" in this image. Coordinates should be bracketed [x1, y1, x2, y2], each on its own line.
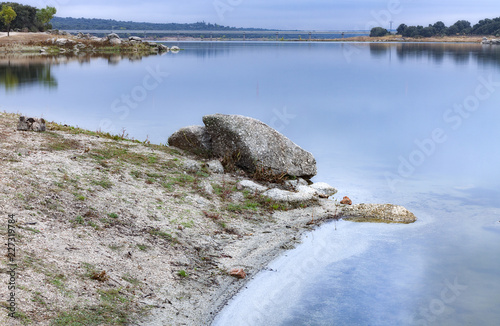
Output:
[0, 31, 493, 52]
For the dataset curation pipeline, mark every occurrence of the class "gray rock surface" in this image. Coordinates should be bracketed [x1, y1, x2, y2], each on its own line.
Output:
[109, 38, 122, 45]
[203, 114, 317, 178]
[205, 160, 224, 174]
[341, 203, 417, 223]
[129, 36, 142, 42]
[17, 117, 46, 132]
[182, 159, 202, 173]
[168, 126, 211, 156]
[239, 180, 268, 193]
[310, 182, 337, 198]
[263, 185, 317, 203]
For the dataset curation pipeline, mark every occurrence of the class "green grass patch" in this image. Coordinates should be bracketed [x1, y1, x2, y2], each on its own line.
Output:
[108, 213, 119, 219]
[92, 178, 113, 189]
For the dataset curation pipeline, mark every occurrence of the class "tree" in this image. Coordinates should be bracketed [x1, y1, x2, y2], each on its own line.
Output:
[370, 27, 389, 37]
[0, 5, 16, 36]
[449, 20, 471, 35]
[36, 6, 56, 31]
[433, 21, 447, 35]
[397, 23, 408, 36]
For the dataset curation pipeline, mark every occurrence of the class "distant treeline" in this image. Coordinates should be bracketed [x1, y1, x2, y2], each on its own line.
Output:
[0, 2, 55, 32]
[51, 17, 267, 31]
[397, 17, 500, 37]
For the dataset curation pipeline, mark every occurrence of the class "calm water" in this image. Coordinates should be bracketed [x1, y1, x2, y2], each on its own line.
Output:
[2, 42, 500, 325]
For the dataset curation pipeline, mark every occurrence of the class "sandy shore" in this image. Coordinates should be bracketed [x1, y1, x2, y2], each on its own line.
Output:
[0, 112, 344, 325]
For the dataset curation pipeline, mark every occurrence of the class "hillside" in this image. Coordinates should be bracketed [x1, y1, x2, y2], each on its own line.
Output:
[51, 16, 267, 31]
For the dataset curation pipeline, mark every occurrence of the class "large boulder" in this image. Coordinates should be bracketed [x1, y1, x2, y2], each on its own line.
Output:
[202, 114, 316, 178]
[168, 125, 211, 156]
[341, 203, 417, 223]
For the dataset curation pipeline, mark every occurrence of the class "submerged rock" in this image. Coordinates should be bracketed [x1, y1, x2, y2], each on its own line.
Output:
[17, 117, 46, 132]
[203, 114, 317, 178]
[341, 203, 417, 223]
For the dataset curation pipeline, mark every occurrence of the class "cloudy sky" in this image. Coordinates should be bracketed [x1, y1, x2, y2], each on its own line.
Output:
[24, 0, 500, 30]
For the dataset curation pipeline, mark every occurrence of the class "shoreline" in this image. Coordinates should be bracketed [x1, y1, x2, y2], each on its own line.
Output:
[0, 112, 414, 325]
[0, 112, 350, 325]
[0, 32, 493, 53]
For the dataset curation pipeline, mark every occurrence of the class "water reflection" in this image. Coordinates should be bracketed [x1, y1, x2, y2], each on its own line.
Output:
[0, 52, 167, 90]
[0, 58, 57, 90]
[369, 42, 500, 67]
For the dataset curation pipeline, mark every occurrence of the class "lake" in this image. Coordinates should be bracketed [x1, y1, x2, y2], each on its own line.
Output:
[2, 42, 500, 325]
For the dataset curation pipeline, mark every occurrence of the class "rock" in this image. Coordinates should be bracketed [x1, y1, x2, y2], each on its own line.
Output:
[107, 33, 120, 39]
[263, 185, 317, 203]
[205, 160, 224, 174]
[109, 38, 122, 45]
[182, 159, 202, 173]
[239, 180, 267, 193]
[170, 46, 180, 53]
[230, 192, 245, 202]
[55, 38, 68, 46]
[17, 117, 46, 132]
[158, 44, 169, 52]
[341, 203, 417, 223]
[203, 114, 317, 178]
[229, 268, 246, 279]
[340, 196, 352, 205]
[129, 36, 142, 42]
[284, 178, 308, 190]
[168, 125, 211, 156]
[310, 182, 337, 198]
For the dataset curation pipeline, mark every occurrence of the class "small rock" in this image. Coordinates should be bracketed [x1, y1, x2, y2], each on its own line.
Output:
[171, 46, 180, 53]
[263, 185, 317, 203]
[55, 38, 68, 46]
[229, 268, 246, 279]
[182, 159, 202, 173]
[129, 36, 142, 42]
[205, 160, 224, 174]
[310, 182, 337, 198]
[340, 196, 352, 205]
[200, 180, 213, 195]
[17, 116, 46, 132]
[109, 38, 122, 45]
[239, 180, 267, 193]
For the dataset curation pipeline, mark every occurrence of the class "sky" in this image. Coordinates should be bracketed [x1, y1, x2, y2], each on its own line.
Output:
[20, 0, 500, 30]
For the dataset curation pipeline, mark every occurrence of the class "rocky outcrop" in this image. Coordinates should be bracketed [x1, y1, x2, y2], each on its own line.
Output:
[203, 114, 317, 178]
[482, 37, 500, 45]
[17, 117, 46, 132]
[340, 203, 417, 223]
[168, 126, 211, 156]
